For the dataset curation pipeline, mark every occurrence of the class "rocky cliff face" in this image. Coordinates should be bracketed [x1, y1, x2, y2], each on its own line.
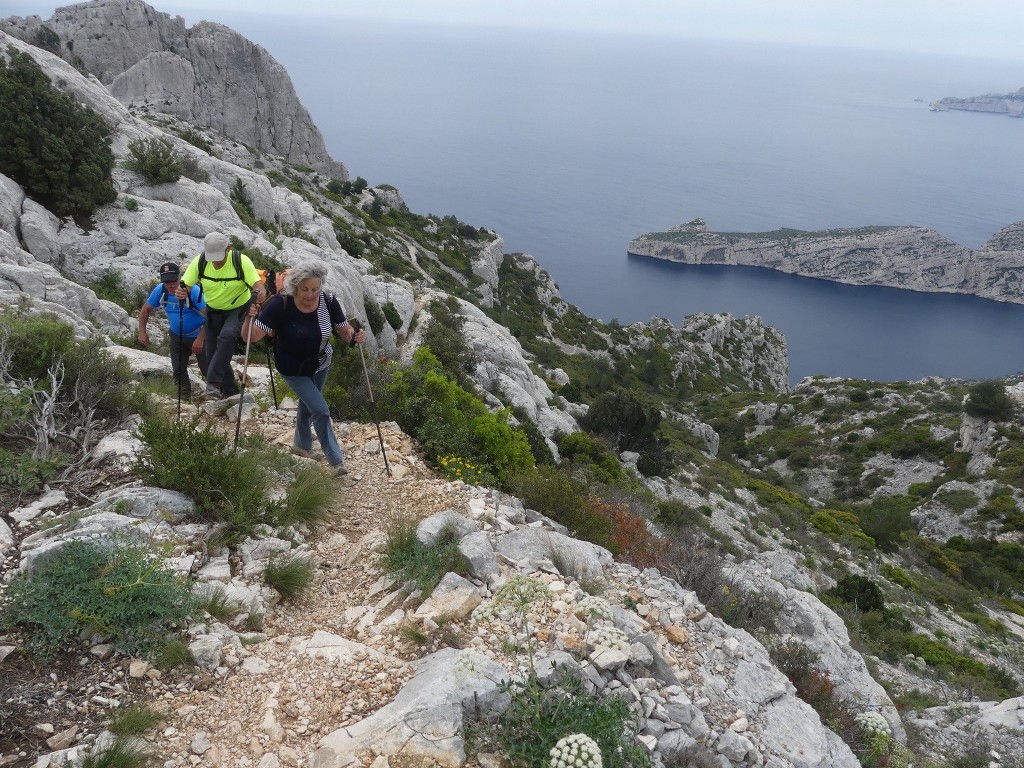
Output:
[931, 87, 1024, 118]
[628, 217, 1024, 304]
[1, 0, 346, 178]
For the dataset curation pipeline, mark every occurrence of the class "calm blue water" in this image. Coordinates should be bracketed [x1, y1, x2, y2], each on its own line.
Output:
[212, 19, 1024, 383]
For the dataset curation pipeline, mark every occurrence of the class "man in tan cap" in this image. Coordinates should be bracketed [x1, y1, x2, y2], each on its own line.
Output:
[177, 233, 263, 400]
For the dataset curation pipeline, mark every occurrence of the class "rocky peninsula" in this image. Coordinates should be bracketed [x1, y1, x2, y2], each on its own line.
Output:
[930, 87, 1024, 117]
[628, 217, 1024, 304]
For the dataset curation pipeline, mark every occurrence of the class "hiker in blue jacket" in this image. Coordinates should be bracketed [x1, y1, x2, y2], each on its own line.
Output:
[138, 261, 208, 401]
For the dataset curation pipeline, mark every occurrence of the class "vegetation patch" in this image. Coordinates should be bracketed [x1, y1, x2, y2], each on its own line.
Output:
[0, 538, 194, 661]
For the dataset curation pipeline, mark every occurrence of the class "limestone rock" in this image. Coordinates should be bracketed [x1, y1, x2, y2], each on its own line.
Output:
[17, 0, 344, 177]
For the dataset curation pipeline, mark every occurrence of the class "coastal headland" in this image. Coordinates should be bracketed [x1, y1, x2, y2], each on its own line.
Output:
[628, 217, 1024, 304]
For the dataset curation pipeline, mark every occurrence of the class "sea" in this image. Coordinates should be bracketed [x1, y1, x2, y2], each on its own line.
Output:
[124, 16, 1024, 383]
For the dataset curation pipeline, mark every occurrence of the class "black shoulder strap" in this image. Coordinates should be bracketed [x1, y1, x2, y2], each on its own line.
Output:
[232, 249, 246, 285]
[195, 249, 250, 286]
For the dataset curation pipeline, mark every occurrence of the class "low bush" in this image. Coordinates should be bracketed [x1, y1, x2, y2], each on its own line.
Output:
[468, 666, 650, 768]
[855, 495, 916, 551]
[965, 380, 1014, 421]
[809, 508, 876, 548]
[80, 736, 152, 768]
[382, 516, 466, 596]
[558, 431, 625, 484]
[828, 574, 886, 612]
[935, 488, 979, 514]
[278, 464, 337, 527]
[382, 301, 403, 331]
[655, 498, 706, 530]
[131, 414, 268, 530]
[264, 554, 315, 600]
[124, 137, 183, 184]
[363, 296, 386, 335]
[109, 704, 164, 736]
[0, 311, 139, 492]
[510, 465, 588, 528]
[0, 538, 194, 660]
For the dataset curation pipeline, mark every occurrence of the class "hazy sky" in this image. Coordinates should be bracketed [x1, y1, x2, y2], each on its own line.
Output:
[5, 0, 1024, 61]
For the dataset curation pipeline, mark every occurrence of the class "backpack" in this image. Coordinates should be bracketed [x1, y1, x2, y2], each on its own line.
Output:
[195, 248, 256, 307]
[198, 248, 250, 287]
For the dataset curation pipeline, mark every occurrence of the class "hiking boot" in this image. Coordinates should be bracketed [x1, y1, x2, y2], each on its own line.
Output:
[291, 446, 314, 459]
[200, 384, 223, 401]
[330, 463, 349, 477]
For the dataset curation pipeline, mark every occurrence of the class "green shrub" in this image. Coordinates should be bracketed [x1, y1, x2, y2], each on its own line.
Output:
[0, 46, 117, 220]
[882, 564, 920, 592]
[0, 538, 194, 660]
[264, 554, 315, 600]
[176, 127, 213, 154]
[131, 414, 268, 529]
[0, 312, 139, 491]
[808, 508, 876, 548]
[828, 574, 885, 612]
[80, 736, 152, 768]
[179, 154, 209, 183]
[935, 488, 979, 514]
[510, 465, 588, 527]
[965, 380, 1014, 421]
[558, 431, 625, 484]
[382, 301, 403, 331]
[124, 197, 139, 211]
[123, 137, 183, 184]
[31, 25, 61, 54]
[856, 495, 916, 551]
[196, 585, 239, 621]
[655, 498, 706, 530]
[403, 368, 533, 486]
[1, 304, 75, 381]
[278, 464, 337, 527]
[363, 296, 386, 335]
[89, 268, 136, 311]
[230, 178, 254, 224]
[382, 517, 466, 596]
[422, 297, 477, 387]
[109, 704, 164, 736]
[469, 667, 650, 768]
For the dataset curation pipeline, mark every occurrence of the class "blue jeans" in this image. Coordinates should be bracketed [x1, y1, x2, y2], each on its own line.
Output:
[281, 368, 344, 466]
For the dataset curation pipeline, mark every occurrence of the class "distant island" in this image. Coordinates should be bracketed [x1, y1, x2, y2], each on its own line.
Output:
[930, 87, 1024, 117]
[627, 217, 1024, 304]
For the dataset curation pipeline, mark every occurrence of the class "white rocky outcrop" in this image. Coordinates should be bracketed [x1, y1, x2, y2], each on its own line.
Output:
[404, 291, 579, 454]
[2, 0, 345, 177]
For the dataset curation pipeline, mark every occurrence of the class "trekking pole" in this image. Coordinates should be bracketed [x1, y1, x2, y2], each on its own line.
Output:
[177, 302, 185, 421]
[352, 320, 391, 477]
[266, 342, 279, 409]
[232, 309, 255, 453]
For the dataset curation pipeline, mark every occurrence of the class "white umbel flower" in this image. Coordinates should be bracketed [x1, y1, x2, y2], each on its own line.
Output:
[854, 710, 891, 736]
[549, 733, 602, 768]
